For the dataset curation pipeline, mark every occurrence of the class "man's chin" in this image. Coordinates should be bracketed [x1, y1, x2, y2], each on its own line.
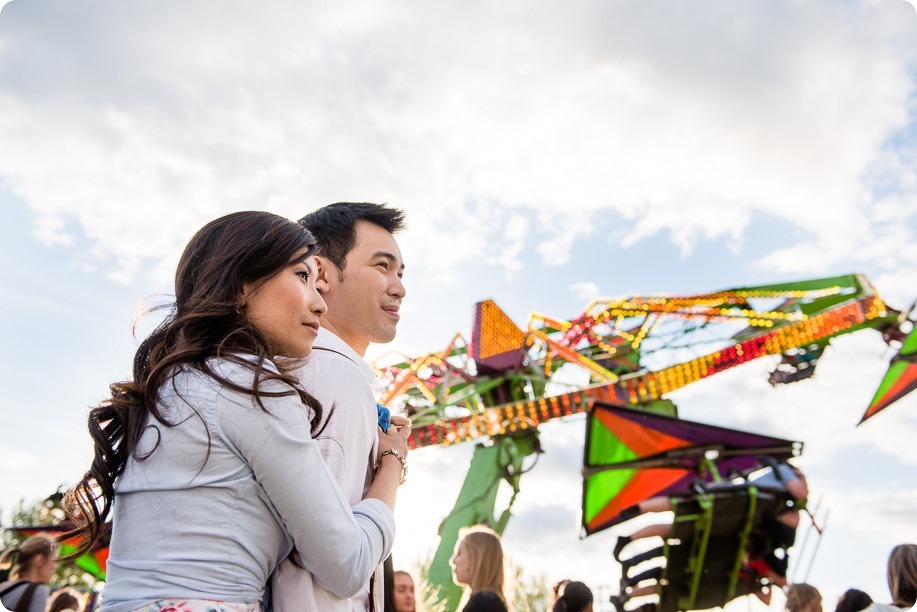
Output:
[372, 328, 398, 344]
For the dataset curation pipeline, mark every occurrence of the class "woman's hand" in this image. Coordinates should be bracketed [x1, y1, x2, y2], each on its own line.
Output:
[368, 416, 411, 509]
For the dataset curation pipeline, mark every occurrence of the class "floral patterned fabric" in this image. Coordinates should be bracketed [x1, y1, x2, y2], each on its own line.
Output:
[132, 600, 257, 612]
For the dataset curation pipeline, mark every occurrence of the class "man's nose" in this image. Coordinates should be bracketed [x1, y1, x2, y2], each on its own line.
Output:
[390, 274, 406, 298]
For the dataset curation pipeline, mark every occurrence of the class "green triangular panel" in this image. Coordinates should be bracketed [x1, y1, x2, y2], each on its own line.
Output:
[871, 361, 909, 401]
[902, 326, 917, 356]
[587, 416, 638, 466]
[59, 542, 105, 580]
[584, 468, 636, 523]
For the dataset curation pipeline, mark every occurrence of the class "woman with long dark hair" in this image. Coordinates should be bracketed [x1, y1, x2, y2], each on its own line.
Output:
[63, 211, 409, 612]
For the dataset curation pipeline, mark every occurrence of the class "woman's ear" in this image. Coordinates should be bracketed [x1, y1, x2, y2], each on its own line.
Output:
[238, 283, 253, 312]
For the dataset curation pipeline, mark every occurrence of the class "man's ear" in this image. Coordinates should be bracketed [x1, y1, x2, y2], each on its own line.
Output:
[314, 255, 332, 294]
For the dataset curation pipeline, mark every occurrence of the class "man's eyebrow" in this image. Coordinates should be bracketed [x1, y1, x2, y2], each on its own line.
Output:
[370, 250, 406, 270]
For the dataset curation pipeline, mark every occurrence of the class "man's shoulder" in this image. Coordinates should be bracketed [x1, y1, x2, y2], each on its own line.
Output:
[304, 329, 376, 385]
[303, 347, 368, 379]
[295, 349, 375, 404]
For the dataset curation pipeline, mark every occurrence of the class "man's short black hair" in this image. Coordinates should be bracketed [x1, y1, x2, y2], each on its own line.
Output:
[298, 202, 405, 271]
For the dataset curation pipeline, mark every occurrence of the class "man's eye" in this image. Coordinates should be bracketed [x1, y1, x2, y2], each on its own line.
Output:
[377, 261, 389, 270]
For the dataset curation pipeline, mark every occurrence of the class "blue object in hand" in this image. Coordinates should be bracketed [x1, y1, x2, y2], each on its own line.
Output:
[377, 403, 391, 433]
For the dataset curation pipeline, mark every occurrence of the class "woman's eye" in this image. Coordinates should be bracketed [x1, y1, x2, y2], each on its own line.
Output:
[296, 271, 310, 281]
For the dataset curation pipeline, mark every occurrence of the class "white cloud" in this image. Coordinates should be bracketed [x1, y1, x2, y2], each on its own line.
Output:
[823, 486, 917, 541]
[493, 213, 529, 276]
[874, 267, 917, 309]
[0, 0, 914, 284]
[757, 243, 838, 275]
[569, 281, 600, 301]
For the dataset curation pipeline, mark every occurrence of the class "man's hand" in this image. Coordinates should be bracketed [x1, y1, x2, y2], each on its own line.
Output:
[388, 414, 412, 432]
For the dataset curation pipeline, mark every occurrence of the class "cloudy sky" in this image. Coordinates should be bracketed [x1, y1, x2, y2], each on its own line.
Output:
[1, 0, 916, 609]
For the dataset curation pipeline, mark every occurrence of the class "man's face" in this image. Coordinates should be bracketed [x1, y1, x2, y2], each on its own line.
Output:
[318, 220, 405, 356]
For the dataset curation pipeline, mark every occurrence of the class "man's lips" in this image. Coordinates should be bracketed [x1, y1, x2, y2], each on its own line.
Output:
[382, 305, 401, 320]
[304, 321, 320, 333]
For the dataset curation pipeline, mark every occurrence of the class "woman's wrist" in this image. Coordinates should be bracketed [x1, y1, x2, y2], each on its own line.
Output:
[374, 448, 407, 485]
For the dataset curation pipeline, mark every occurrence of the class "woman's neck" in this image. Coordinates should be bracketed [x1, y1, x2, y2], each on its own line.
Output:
[16, 566, 44, 583]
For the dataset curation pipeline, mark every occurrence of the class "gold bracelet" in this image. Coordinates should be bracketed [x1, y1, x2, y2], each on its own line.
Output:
[375, 448, 407, 485]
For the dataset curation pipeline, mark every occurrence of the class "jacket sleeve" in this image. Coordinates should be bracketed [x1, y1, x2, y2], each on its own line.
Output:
[214, 379, 395, 598]
[294, 353, 379, 498]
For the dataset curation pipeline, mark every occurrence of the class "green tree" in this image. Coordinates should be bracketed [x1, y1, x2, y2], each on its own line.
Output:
[511, 565, 549, 612]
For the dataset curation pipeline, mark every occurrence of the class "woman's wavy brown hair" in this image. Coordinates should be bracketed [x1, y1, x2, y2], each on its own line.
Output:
[62, 211, 325, 557]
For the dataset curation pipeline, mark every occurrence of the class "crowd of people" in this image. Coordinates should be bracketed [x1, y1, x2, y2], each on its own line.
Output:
[2, 527, 912, 611]
[783, 544, 917, 612]
[0, 203, 913, 612]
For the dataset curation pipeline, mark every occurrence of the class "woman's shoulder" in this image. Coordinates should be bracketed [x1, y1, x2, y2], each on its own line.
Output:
[167, 356, 285, 391]
[208, 355, 282, 381]
[464, 590, 508, 612]
[0, 581, 50, 608]
[865, 604, 905, 612]
[200, 356, 301, 409]
[161, 357, 302, 428]
[0, 580, 31, 595]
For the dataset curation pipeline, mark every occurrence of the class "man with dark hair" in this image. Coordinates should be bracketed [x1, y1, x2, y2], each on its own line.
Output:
[300, 202, 406, 354]
[272, 202, 408, 612]
[301, 202, 406, 277]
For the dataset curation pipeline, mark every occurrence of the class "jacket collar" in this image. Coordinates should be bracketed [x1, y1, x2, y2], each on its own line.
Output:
[314, 326, 376, 385]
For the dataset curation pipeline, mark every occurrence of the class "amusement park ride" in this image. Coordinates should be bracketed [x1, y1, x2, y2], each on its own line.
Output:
[371, 273, 915, 610]
[11, 273, 917, 611]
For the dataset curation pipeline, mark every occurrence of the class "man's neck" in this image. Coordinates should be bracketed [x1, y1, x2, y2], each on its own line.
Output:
[320, 320, 368, 358]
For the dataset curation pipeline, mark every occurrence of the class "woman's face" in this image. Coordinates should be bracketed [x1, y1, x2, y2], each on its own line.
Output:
[243, 252, 327, 358]
[393, 573, 416, 612]
[35, 551, 58, 583]
[450, 540, 472, 587]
